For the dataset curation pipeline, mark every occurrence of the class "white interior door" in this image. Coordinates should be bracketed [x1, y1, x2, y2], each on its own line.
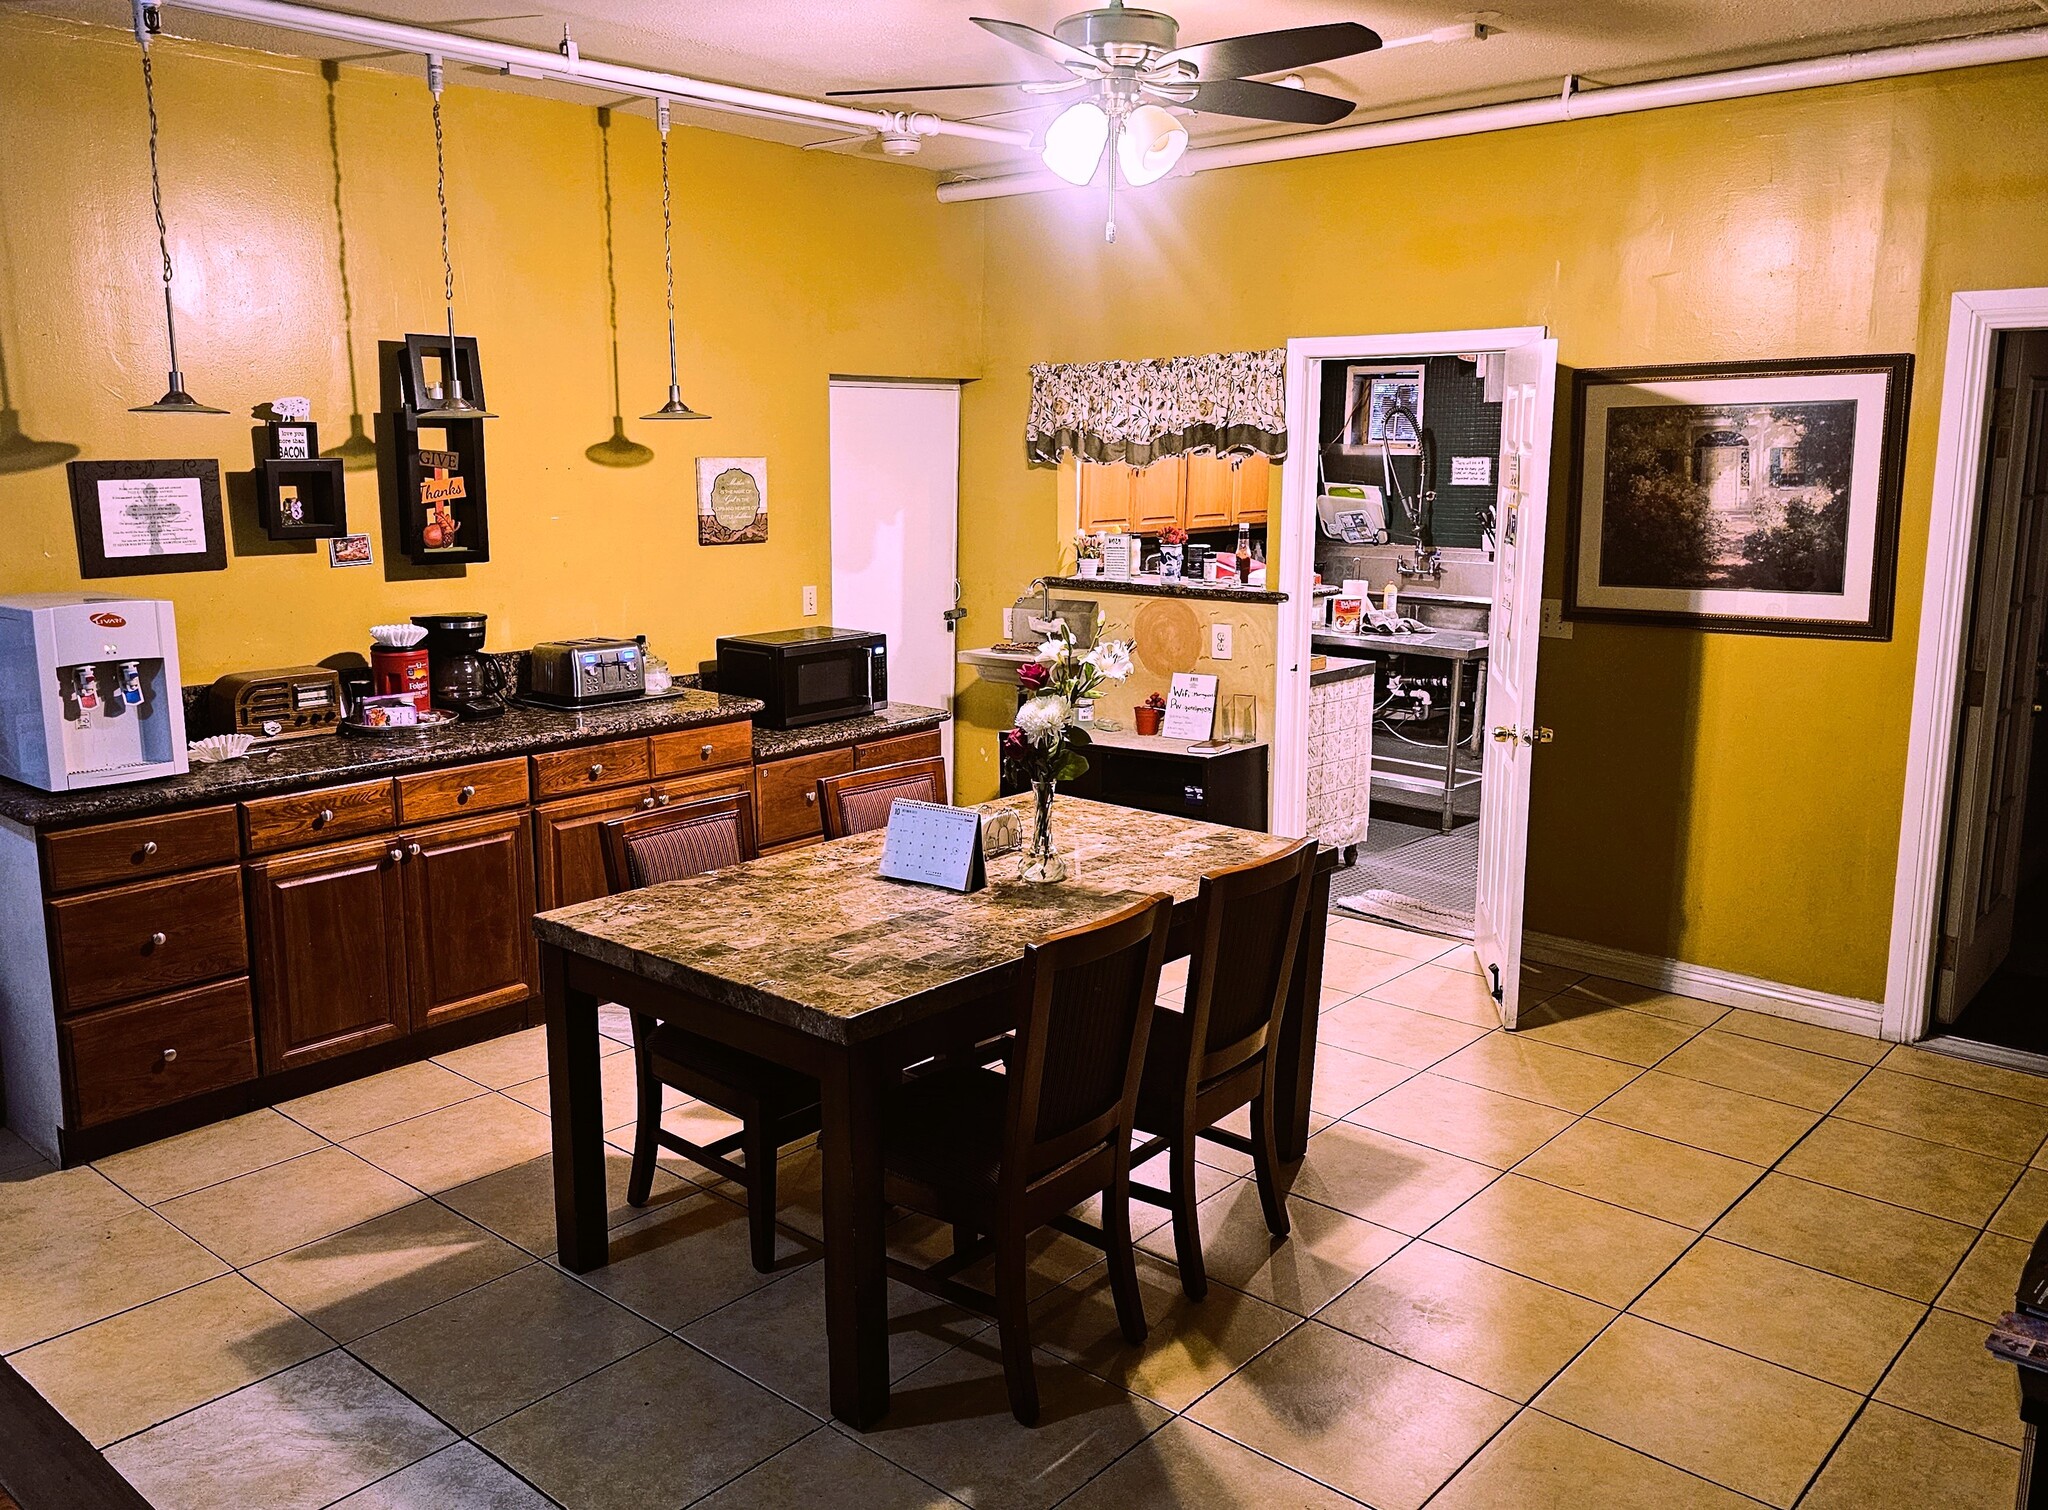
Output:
[1472, 337, 1559, 1029]
[829, 381, 961, 773]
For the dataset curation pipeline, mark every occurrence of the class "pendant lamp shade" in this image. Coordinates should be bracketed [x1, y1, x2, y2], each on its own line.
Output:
[642, 97, 710, 422]
[1041, 100, 1110, 187]
[1118, 104, 1187, 186]
[417, 55, 495, 422]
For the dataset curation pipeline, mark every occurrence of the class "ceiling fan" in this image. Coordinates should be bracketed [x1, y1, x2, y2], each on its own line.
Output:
[829, 4, 1382, 211]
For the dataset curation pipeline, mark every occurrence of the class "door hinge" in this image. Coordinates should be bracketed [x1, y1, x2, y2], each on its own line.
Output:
[1938, 932, 1960, 972]
[1963, 662, 1989, 710]
[1992, 387, 2018, 459]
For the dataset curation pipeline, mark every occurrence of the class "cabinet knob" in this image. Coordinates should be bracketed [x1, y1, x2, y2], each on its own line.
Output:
[804, 791, 818, 805]
[699, 743, 714, 760]
[655, 793, 670, 806]
[641, 795, 658, 810]
[317, 808, 335, 825]
[141, 840, 159, 857]
[161, 1047, 177, 1064]
[588, 763, 604, 779]
[458, 784, 476, 802]
[406, 842, 423, 859]
[148, 931, 167, 947]
[389, 847, 405, 864]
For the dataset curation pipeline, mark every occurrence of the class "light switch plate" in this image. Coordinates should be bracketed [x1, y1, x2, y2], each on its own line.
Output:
[802, 585, 818, 617]
[1540, 598, 1573, 639]
[1209, 622, 1234, 660]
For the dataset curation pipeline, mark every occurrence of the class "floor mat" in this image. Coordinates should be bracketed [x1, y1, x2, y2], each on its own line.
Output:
[1337, 824, 1480, 937]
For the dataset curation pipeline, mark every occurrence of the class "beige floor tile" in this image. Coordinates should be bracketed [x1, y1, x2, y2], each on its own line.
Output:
[1779, 1116, 2022, 1225]
[1630, 1238, 1924, 1392]
[478, 1337, 814, 1510]
[243, 1198, 528, 1342]
[104, 1350, 454, 1510]
[1518, 957, 1588, 1007]
[1515, 1118, 1761, 1230]
[93, 1109, 326, 1206]
[1307, 1044, 1413, 1117]
[431, 1025, 574, 1089]
[570, 1188, 815, 1330]
[1427, 1174, 1694, 1308]
[439, 1146, 692, 1255]
[1060, 1415, 1354, 1510]
[1713, 1008, 1889, 1065]
[1320, 939, 1419, 996]
[1552, 975, 1727, 1028]
[11, 1273, 326, 1447]
[331, 1441, 555, 1509]
[350, 1262, 661, 1433]
[0, 1168, 227, 1351]
[1432, 1031, 1641, 1113]
[157, 1146, 417, 1267]
[1991, 1166, 2048, 1239]
[343, 1093, 554, 1195]
[1364, 960, 1503, 1027]
[1189, 1321, 1515, 1510]
[1137, 1183, 1406, 1316]
[1077, 1145, 1234, 1243]
[1328, 916, 1460, 962]
[1029, 1250, 1299, 1410]
[1430, 1408, 1758, 1510]
[1188, 1108, 1333, 1178]
[1535, 1315, 1859, 1508]
[1321, 1240, 1613, 1401]
[1711, 1173, 1976, 1302]
[1346, 1071, 1574, 1169]
[1874, 1307, 2025, 1447]
[505, 1042, 644, 1131]
[696, 1427, 962, 1510]
[1833, 1070, 2048, 1163]
[0, 1127, 43, 1175]
[1939, 1231, 2033, 1324]
[897, 1216, 1108, 1305]
[847, 1338, 1171, 1510]
[1657, 1031, 1868, 1112]
[1319, 997, 1488, 1068]
[278, 1061, 489, 1142]
[1289, 1120, 1497, 1235]
[1882, 1044, 2048, 1106]
[1514, 994, 1702, 1066]
[1590, 1070, 1821, 1165]
[1801, 1401, 2021, 1510]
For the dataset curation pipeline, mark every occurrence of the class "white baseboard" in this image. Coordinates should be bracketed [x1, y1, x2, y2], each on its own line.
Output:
[1522, 931, 1889, 1041]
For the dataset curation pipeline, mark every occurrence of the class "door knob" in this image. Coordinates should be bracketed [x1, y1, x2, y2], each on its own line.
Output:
[1491, 726, 1518, 743]
[1522, 727, 1555, 746]
[642, 795, 658, 809]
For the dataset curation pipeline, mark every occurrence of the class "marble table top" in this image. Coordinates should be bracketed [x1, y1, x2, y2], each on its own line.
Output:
[533, 794, 1308, 1045]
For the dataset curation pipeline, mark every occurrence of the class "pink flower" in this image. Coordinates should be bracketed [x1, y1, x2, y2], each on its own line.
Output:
[1017, 661, 1050, 691]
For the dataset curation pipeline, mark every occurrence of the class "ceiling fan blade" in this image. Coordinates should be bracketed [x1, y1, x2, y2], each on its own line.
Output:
[826, 80, 1056, 97]
[971, 17, 1101, 72]
[1157, 22, 1381, 81]
[1184, 77, 1355, 125]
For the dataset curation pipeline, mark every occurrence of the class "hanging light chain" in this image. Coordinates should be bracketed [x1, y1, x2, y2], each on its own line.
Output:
[429, 58, 454, 315]
[139, 46, 175, 292]
[657, 97, 678, 386]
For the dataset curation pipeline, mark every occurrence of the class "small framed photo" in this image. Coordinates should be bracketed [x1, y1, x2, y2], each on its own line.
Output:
[1339, 365, 1425, 456]
[327, 532, 374, 568]
[67, 459, 227, 577]
[697, 456, 768, 545]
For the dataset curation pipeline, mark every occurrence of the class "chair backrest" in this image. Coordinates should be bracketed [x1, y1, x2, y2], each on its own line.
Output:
[818, 756, 950, 839]
[1177, 840, 1318, 1090]
[1001, 893, 1174, 1196]
[600, 792, 757, 894]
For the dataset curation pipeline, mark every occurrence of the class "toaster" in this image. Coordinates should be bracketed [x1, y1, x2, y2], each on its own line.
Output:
[209, 667, 344, 741]
[528, 638, 646, 705]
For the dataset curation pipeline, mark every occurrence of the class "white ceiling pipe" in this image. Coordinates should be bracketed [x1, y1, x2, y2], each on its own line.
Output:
[158, 0, 1034, 147]
[936, 23, 2048, 202]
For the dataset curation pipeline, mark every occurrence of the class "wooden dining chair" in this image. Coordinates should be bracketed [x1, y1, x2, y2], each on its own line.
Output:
[1129, 840, 1318, 1302]
[817, 756, 950, 839]
[600, 792, 820, 1273]
[878, 892, 1173, 1425]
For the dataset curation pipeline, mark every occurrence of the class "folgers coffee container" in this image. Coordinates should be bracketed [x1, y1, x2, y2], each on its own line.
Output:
[369, 624, 431, 712]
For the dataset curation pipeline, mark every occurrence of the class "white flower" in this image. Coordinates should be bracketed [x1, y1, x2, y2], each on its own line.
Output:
[1014, 694, 1072, 748]
[1083, 639, 1134, 682]
[1035, 639, 1066, 665]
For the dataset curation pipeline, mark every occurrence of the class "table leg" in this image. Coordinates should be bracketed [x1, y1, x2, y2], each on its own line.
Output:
[1441, 658, 1465, 832]
[1274, 864, 1332, 1166]
[821, 1043, 891, 1428]
[544, 946, 610, 1273]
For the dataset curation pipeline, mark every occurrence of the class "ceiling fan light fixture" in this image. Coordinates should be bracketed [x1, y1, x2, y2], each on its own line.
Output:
[1041, 100, 1109, 186]
[1117, 102, 1186, 186]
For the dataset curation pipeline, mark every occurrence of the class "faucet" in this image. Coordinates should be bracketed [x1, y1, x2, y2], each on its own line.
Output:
[1379, 404, 1443, 585]
[1398, 549, 1444, 583]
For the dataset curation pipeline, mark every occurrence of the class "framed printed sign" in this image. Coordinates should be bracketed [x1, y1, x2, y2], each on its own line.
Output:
[1565, 355, 1912, 640]
[67, 459, 227, 577]
[696, 457, 768, 545]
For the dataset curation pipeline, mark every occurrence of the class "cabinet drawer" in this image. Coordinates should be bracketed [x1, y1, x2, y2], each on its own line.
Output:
[65, 978, 258, 1128]
[396, 758, 530, 824]
[44, 806, 241, 894]
[243, 780, 397, 856]
[532, 738, 651, 799]
[50, 865, 249, 1014]
[650, 721, 752, 778]
[854, 729, 943, 770]
[754, 748, 854, 848]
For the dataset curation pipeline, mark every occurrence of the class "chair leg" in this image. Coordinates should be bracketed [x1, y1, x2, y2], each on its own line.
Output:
[1249, 1094, 1291, 1239]
[953, 1222, 979, 1260]
[1103, 1172, 1149, 1347]
[625, 1015, 661, 1209]
[995, 1226, 1040, 1427]
[743, 1113, 779, 1275]
[1168, 1134, 1208, 1303]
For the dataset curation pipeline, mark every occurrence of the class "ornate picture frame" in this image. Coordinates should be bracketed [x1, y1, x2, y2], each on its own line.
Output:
[66, 458, 227, 578]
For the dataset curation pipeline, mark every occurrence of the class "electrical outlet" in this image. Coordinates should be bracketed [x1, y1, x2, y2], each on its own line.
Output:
[1209, 622, 1234, 660]
[1540, 598, 1573, 639]
[802, 585, 818, 617]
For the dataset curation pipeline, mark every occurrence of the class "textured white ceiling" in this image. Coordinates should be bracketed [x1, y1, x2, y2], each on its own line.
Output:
[26, 0, 2047, 172]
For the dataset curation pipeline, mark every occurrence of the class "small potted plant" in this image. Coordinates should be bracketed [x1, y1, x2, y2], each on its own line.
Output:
[1134, 690, 1167, 736]
[1158, 524, 1188, 580]
[1074, 531, 1103, 578]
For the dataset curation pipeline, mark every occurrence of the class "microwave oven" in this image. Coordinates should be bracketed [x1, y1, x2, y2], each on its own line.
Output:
[715, 627, 887, 729]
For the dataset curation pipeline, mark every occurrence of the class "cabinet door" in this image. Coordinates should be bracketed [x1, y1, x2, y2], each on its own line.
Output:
[755, 748, 855, 849]
[1078, 463, 1132, 532]
[533, 786, 654, 911]
[402, 811, 536, 1032]
[1232, 453, 1271, 525]
[1184, 455, 1235, 530]
[1132, 456, 1188, 533]
[248, 837, 409, 1073]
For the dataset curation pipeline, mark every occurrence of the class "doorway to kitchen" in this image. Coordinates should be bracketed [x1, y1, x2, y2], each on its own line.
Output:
[1274, 329, 1557, 1028]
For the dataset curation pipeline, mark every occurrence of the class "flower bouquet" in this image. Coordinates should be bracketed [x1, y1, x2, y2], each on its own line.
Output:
[1001, 621, 1135, 881]
[1074, 531, 1103, 577]
[1158, 523, 1188, 580]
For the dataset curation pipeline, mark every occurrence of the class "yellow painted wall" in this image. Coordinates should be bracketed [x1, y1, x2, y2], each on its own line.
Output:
[961, 60, 2048, 1001]
[0, 14, 982, 681]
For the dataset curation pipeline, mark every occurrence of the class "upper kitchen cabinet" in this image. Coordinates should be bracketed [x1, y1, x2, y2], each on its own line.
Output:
[1078, 459, 1134, 532]
[1077, 453, 1266, 534]
[1232, 453, 1271, 525]
[1184, 454, 1236, 530]
[1132, 455, 1187, 532]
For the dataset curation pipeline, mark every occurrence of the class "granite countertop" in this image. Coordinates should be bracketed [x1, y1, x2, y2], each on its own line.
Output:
[534, 793, 1302, 1045]
[1040, 574, 1288, 605]
[751, 703, 948, 761]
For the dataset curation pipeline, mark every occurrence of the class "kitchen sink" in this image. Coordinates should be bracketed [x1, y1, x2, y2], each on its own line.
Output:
[1395, 592, 1491, 634]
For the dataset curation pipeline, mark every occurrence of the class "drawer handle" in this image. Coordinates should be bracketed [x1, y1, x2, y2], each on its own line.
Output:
[161, 1047, 177, 1064]
[641, 795, 658, 810]
[389, 847, 405, 864]
[699, 743, 714, 760]
[406, 843, 423, 859]
[317, 808, 335, 825]
[141, 840, 159, 858]
[588, 763, 605, 779]
[458, 784, 476, 802]
[804, 791, 818, 805]
[655, 793, 670, 806]
[148, 931, 167, 948]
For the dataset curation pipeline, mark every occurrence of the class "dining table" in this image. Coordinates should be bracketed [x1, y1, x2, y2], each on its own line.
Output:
[534, 793, 1336, 1429]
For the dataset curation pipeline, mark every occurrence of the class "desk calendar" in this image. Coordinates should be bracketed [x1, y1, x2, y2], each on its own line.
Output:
[879, 800, 987, 893]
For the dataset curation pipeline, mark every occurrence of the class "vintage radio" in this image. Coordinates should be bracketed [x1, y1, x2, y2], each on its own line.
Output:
[209, 666, 344, 741]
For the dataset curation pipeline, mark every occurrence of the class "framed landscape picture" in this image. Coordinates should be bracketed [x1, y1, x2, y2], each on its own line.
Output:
[1566, 355, 1912, 639]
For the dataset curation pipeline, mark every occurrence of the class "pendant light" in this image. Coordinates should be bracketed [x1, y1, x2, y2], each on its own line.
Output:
[585, 106, 653, 466]
[642, 97, 709, 422]
[417, 54, 495, 422]
[128, 1, 224, 415]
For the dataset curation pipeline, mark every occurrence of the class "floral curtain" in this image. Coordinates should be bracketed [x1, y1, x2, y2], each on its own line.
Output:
[1025, 348, 1286, 467]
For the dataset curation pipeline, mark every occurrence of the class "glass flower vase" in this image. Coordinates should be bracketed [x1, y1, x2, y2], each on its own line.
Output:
[1020, 778, 1066, 883]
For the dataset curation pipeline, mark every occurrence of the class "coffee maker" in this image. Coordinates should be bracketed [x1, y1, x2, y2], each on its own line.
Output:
[412, 612, 505, 720]
[0, 595, 189, 790]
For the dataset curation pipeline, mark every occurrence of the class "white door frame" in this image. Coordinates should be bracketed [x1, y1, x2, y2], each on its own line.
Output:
[1274, 327, 1548, 838]
[1884, 287, 2048, 1043]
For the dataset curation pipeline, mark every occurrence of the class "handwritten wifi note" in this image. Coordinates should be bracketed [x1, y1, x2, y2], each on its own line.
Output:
[1163, 673, 1219, 741]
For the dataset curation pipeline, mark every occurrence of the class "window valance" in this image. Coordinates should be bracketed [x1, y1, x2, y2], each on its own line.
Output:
[1025, 348, 1286, 467]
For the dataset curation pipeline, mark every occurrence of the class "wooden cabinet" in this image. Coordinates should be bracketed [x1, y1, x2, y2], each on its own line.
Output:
[651, 722, 751, 778]
[1078, 462, 1134, 532]
[1078, 453, 1269, 535]
[44, 806, 240, 894]
[854, 729, 943, 770]
[1132, 456, 1187, 532]
[533, 786, 652, 911]
[65, 980, 258, 1128]
[755, 748, 854, 849]
[248, 836, 411, 1073]
[1232, 452, 1271, 525]
[49, 866, 249, 1015]
[243, 779, 396, 856]
[396, 758, 528, 824]
[532, 737, 650, 800]
[1184, 454, 1236, 530]
[402, 812, 536, 1032]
